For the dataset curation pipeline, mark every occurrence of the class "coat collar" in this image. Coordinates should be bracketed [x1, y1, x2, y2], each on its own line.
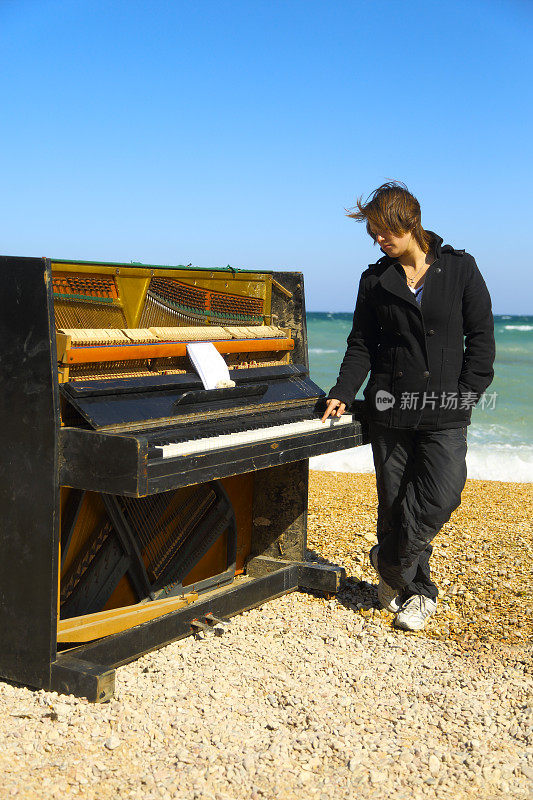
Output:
[375, 231, 443, 312]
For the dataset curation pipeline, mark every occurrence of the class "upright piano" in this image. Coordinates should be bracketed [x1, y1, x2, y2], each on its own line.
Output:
[0, 256, 368, 701]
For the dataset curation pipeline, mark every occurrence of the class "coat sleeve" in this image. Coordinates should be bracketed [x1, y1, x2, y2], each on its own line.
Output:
[327, 275, 378, 406]
[458, 256, 496, 403]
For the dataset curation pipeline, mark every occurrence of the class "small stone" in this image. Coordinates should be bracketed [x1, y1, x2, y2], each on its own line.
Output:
[428, 754, 440, 776]
[104, 735, 122, 750]
[370, 769, 387, 783]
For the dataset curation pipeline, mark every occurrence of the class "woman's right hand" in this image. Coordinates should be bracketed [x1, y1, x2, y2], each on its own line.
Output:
[321, 398, 346, 423]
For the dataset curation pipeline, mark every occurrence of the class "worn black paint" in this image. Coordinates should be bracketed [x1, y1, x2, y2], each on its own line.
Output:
[62, 376, 323, 430]
[0, 257, 60, 688]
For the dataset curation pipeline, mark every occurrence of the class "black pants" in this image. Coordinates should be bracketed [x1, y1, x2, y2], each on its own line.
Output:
[369, 421, 468, 601]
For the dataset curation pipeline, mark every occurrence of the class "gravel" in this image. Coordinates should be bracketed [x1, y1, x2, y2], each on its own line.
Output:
[0, 471, 531, 798]
[0, 591, 531, 800]
[307, 472, 533, 648]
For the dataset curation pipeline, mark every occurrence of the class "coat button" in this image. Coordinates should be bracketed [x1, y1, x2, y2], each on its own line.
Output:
[427, 329, 435, 336]
[423, 370, 430, 378]
[397, 371, 403, 377]
[435, 267, 441, 273]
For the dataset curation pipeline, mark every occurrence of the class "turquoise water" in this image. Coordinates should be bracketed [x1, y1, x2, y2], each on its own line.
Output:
[307, 313, 533, 481]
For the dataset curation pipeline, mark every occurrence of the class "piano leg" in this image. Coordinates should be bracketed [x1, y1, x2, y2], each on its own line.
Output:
[246, 459, 347, 595]
[50, 657, 115, 703]
[245, 555, 345, 595]
[52, 563, 302, 700]
[51, 552, 345, 701]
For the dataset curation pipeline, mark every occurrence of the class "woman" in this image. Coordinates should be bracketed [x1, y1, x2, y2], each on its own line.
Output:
[321, 182, 495, 631]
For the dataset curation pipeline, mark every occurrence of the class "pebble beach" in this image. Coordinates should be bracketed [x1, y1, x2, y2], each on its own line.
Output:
[0, 472, 531, 800]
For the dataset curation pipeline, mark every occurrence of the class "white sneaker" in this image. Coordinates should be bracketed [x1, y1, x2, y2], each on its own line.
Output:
[394, 595, 437, 631]
[369, 545, 401, 613]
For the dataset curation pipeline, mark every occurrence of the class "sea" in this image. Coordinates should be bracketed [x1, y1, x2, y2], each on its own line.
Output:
[307, 313, 533, 482]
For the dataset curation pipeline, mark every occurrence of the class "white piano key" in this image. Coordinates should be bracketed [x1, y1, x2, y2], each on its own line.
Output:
[154, 415, 355, 459]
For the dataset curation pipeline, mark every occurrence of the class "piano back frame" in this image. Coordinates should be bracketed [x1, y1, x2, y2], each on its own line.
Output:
[0, 256, 61, 690]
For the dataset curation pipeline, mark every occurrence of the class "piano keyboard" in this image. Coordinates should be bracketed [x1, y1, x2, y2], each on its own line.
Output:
[153, 414, 355, 459]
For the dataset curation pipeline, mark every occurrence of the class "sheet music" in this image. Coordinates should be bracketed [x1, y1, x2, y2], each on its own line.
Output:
[186, 342, 235, 390]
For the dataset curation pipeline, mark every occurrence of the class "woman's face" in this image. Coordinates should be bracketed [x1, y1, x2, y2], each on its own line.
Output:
[369, 226, 413, 258]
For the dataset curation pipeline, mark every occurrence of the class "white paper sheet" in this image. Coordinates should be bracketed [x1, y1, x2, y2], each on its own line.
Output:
[186, 342, 235, 390]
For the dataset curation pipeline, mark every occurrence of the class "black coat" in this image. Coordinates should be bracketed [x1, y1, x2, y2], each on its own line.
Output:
[328, 233, 496, 429]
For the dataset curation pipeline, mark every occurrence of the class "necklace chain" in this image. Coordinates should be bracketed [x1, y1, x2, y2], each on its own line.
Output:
[406, 272, 423, 287]
[404, 255, 435, 287]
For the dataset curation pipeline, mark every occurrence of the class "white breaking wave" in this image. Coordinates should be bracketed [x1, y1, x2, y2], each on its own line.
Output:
[503, 325, 533, 331]
[309, 348, 339, 354]
[311, 444, 375, 475]
[310, 443, 533, 482]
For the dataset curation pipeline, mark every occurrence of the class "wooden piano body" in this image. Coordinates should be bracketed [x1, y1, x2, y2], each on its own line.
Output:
[0, 255, 368, 701]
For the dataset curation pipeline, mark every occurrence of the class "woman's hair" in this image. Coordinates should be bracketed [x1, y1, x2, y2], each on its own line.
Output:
[346, 181, 432, 253]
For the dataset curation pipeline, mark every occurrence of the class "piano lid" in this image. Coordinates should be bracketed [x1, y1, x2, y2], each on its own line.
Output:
[60, 365, 324, 431]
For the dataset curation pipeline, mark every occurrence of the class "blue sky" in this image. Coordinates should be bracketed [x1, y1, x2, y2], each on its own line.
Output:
[1, 0, 531, 313]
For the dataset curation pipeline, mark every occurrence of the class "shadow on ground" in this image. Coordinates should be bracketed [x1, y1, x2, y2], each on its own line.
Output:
[305, 547, 381, 613]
